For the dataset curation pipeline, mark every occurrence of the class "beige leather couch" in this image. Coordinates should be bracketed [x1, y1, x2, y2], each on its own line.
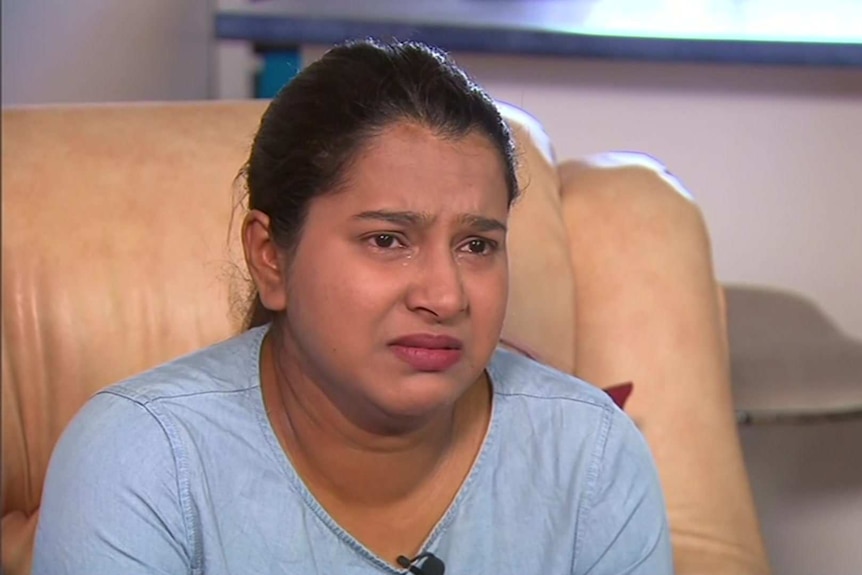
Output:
[1, 100, 770, 574]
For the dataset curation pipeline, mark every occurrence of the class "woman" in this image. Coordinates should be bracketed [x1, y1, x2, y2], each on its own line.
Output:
[33, 40, 671, 574]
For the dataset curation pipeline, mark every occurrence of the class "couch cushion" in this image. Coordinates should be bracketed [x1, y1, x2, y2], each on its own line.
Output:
[497, 102, 576, 375]
[559, 152, 769, 574]
[1, 101, 267, 522]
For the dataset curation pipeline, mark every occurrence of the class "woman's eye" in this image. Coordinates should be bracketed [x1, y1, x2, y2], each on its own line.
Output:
[462, 238, 496, 255]
[370, 234, 402, 249]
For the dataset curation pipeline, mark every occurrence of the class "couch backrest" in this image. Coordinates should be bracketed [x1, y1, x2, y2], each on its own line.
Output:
[1, 100, 575, 532]
[2, 102, 266, 520]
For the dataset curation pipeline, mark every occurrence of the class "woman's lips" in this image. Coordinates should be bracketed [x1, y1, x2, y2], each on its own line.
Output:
[389, 334, 463, 372]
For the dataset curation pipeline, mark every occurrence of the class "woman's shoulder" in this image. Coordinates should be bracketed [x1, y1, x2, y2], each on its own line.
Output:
[485, 346, 644, 474]
[472, 347, 670, 571]
[105, 325, 268, 406]
[35, 327, 276, 571]
[488, 346, 617, 414]
[42, 326, 271, 485]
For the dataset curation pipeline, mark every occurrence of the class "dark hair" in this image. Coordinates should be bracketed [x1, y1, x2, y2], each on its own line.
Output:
[241, 39, 518, 328]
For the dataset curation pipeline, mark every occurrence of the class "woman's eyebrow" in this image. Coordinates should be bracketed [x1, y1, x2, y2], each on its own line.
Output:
[353, 210, 430, 227]
[459, 213, 507, 234]
[353, 210, 507, 233]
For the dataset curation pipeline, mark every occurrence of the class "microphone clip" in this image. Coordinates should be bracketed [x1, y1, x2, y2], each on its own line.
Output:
[396, 551, 446, 575]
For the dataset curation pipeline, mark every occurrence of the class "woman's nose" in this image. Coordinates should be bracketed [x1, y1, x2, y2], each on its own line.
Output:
[405, 247, 468, 321]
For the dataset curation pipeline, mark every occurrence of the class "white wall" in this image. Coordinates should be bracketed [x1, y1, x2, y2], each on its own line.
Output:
[1, 0, 213, 105]
[741, 419, 862, 575]
[3, 4, 862, 573]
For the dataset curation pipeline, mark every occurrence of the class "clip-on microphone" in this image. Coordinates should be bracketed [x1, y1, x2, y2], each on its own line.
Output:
[396, 552, 446, 575]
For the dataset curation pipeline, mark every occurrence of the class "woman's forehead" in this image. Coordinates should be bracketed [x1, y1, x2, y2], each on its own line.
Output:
[324, 126, 509, 217]
[339, 123, 508, 201]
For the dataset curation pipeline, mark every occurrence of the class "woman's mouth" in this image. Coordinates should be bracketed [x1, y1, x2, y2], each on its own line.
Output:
[388, 334, 463, 372]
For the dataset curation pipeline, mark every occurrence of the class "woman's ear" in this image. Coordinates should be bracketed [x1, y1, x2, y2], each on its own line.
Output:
[242, 210, 288, 312]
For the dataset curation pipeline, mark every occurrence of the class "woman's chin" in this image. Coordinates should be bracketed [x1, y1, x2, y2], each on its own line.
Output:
[375, 377, 464, 420]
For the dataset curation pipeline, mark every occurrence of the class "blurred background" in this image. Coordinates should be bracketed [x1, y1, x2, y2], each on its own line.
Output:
[3, 1, 862, 573]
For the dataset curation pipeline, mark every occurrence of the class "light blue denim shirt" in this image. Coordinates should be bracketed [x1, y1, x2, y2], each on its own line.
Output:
[34, 326, 672, 574]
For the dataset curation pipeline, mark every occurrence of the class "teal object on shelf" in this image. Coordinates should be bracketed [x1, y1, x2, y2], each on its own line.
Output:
[256, 50, 302, 98]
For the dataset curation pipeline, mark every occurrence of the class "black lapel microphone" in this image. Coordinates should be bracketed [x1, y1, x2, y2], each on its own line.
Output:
[396, 552, 446, 575]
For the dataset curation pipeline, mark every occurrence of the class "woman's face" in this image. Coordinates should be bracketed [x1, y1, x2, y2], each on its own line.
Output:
[276, 121, 510, 427]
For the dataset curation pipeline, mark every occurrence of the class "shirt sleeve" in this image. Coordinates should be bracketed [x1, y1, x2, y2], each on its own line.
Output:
[32, 391, 194, 575]
[573, 407, 674, 575]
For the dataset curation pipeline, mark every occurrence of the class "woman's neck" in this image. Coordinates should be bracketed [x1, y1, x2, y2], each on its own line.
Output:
[260, 331, 491, 508]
